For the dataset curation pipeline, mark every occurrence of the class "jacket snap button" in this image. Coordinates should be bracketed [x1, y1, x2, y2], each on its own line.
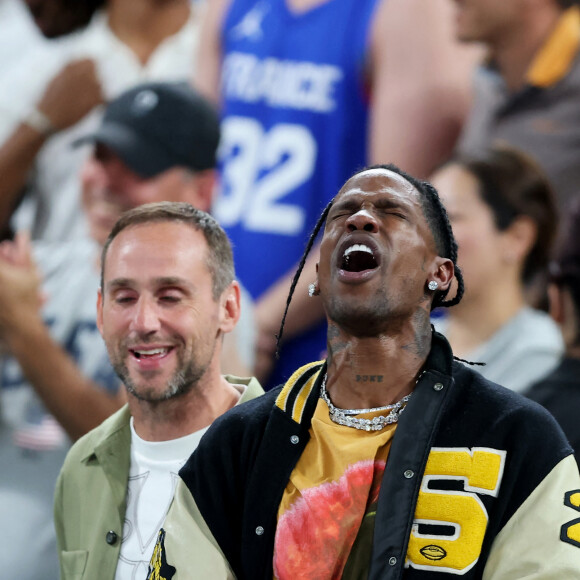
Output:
[389, 557, 397, 566]
[106, 530, 118, 545]
[404, 469, 414, 479]
[433, 382, 444, 391]
[255, 526, 264, 536]
[290, 435, 299, 444]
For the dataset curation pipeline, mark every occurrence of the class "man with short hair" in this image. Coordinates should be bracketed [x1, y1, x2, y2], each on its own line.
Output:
[152, 166, 580, 578]
[54, 201, 263, 579]
[0, 81, 254, 579]
[453, 0, 580, 214]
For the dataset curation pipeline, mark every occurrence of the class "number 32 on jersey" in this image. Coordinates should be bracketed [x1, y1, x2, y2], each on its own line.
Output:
[214, 117, 317, 236]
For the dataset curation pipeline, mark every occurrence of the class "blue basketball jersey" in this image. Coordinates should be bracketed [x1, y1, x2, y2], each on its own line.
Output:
[214, 0, 381, 387]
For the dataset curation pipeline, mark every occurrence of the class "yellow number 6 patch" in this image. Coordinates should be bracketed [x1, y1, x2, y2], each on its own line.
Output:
[406, 447, 506, 575]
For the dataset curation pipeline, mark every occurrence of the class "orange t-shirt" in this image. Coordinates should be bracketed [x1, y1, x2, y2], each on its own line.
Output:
[274, 397, 397, 579]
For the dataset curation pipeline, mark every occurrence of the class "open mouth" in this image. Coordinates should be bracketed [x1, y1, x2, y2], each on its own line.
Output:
[130, 347, 173, 360]
[341, 243, 378, 272]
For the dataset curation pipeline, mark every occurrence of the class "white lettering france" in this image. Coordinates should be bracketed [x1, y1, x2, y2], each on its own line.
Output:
[222, 52, 343, 113]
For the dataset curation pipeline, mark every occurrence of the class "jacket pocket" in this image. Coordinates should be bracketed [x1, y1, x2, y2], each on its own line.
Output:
[60, 550, 88, 580]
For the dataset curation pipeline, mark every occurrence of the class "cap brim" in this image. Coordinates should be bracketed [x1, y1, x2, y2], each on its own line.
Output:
[72, 123, 177, 179]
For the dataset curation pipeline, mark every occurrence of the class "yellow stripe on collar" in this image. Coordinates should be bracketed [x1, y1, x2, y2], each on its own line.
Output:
[527, 6, 580, 88]
[275, 360, 324, 423]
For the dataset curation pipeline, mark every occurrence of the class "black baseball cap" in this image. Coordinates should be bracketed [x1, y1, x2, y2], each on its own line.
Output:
[75, 81, 220, 178]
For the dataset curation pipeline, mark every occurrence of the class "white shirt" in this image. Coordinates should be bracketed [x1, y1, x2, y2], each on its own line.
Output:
[0, 8, 200, 242]
[115, 385, 247, 580]
[0, 0, 43, 75]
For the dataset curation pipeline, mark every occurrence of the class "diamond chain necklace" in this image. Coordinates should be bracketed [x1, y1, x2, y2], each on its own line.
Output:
[319, 373, 417, 431]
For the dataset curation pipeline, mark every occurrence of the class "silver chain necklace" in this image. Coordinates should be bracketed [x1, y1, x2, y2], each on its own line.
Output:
[319, 374, 414, 431]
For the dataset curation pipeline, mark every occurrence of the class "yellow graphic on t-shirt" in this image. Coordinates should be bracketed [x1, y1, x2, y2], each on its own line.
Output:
[146, 529, 175, 580]
[407, 447, 506, 575]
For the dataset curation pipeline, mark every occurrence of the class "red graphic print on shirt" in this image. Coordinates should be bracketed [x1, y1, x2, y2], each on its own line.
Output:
[274, 459, 385, 579]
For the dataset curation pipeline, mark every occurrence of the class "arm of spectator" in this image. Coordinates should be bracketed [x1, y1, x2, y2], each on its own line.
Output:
[0, 232, 124, 441]
[194, 0, 232, 102]
[0, 59, 104, 235]
[369, 0, 484, 176]
[254, 248, 325, 383]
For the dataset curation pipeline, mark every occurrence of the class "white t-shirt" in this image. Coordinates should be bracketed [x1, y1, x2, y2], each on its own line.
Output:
[0, 7, 200, 242]
[0, 0, 43, 75]
[115, 384, 247, 580]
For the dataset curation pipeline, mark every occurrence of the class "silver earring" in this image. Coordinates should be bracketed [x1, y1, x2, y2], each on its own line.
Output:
[308, 283, 317, 297]
[428, 280, 438, 291]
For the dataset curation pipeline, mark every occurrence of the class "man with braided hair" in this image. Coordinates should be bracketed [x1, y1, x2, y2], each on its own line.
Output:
[149, 165, 580, 579]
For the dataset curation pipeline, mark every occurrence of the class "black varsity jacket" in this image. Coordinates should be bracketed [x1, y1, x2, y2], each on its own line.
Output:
[176, 332, 580, 579]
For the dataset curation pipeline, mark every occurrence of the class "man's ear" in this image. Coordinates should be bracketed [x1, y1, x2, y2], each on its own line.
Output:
[96, 288, 104, 337]
[220, 280, 241, 334]
[501, 215, 537, 267]
[431, 257, 455, 292]
[186, 169, 216, 213]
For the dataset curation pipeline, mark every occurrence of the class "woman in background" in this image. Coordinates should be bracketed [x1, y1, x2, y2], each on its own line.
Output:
[431, 146, 563, 393]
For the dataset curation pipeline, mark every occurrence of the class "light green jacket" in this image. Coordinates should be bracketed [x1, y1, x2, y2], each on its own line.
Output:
[54, 376, 264, 580]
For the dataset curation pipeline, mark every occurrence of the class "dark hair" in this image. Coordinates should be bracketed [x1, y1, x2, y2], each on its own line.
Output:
[100, 201, 234, 299]
[33, 0, 107, 39]
[276, 163, 464, 350]
[556, 0, 579, 9]
[550, 197, 580, 343]
[454, 147, 558, 283]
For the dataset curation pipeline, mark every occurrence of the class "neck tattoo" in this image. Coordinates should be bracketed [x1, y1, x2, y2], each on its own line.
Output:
[319, 372, 422, 431]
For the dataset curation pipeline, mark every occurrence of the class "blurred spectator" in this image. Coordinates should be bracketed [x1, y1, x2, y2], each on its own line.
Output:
[431, 146, 563, 393]
[199, 0, 482, 388]
[0, 0, 43, 73]
[526, 198, 580, 464]
[0, 0, 199, 242]
[453, 0, 580, 216]
[0, 81, 245, 580]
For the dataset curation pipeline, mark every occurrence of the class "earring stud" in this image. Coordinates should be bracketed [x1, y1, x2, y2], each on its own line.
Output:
[428, 280, 438, 291]
[308, 283, 318, 297]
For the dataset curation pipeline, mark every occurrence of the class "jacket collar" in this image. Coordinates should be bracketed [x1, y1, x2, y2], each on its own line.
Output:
[527, 6, 580, 88]
[482, 6, 580, 92]
[275, 360, 326, 426]
[80, 404, 131, 464]
[274, 331, 454, 427]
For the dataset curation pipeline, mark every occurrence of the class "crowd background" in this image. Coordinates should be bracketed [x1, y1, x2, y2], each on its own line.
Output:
[0, 0, 579, 578]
